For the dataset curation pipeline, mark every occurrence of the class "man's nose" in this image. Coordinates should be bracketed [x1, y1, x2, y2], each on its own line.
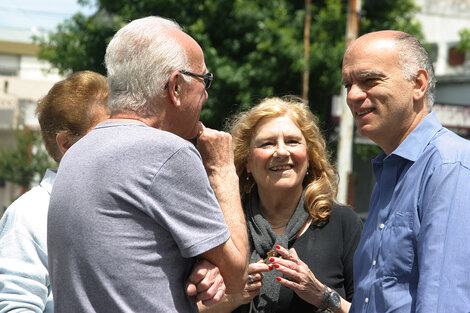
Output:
[347, 84, 367, 103]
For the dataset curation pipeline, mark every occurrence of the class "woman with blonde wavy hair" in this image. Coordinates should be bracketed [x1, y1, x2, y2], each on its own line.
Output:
[200, 96, 362, 313]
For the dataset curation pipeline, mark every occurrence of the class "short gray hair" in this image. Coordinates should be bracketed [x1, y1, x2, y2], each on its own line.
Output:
[394, 33, 436, 111]
[105, 16, 191, 116]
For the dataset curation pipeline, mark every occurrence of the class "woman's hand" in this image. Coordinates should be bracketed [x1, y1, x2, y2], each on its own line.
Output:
[231, 260, 272, 306]
[268, 245, 325, 307]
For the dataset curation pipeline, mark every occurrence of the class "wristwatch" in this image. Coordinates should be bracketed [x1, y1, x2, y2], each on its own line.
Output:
[323, 287, 341, 313]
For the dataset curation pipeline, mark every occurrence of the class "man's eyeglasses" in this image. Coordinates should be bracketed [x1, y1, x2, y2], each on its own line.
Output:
[164, 70, 213, 90]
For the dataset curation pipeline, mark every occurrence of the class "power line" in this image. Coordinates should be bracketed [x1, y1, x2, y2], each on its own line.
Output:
[0, 5, 79, 17]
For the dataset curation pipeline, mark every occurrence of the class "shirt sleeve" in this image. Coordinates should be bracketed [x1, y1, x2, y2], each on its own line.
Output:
[147, 145, 230, 258]
[0, 212, 50, 313]
[341, 208, 363, 302]
[416, 162, 470, 312]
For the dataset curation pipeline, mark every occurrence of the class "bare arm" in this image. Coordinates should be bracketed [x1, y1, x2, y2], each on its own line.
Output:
[196, 124, 249, 293]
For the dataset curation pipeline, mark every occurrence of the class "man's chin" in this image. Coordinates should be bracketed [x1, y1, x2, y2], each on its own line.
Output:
[356, 122, 371, 134]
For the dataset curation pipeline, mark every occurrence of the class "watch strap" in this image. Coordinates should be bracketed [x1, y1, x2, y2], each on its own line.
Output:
[318, 284, 329, 311]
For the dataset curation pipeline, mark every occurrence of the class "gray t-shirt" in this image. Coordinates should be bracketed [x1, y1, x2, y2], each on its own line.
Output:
[48, 121, 230, 312]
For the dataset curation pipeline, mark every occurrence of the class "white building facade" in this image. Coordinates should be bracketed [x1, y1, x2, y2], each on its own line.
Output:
[0, 26, 62, 215]
[416, 0, 470, 136]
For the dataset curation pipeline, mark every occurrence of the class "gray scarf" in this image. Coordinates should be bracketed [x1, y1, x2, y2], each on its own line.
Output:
[244, 187, 309, 313]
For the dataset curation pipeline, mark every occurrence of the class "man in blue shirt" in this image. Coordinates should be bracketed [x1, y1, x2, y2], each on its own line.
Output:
[342, 30, 470, 312]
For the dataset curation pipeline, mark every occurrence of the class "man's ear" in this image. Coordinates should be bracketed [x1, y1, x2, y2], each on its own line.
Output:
[413, 69, 429, 102]
[56, 133, 71, 156]
[167, 71, 183, 108]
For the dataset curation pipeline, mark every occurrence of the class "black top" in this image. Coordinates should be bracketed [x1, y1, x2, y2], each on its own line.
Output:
[234, 204, 363, 313]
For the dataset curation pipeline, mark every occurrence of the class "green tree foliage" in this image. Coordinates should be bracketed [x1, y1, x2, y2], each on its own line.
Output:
[457, 28, 470, 52]
[0, 127, 55, 191]
[35, 0, 422, 131]
[34, 11, 122, 76]
[360, 0, 422, 36]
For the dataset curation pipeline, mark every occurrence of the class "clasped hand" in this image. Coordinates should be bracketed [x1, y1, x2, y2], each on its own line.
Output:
[269, 245, 326, 308]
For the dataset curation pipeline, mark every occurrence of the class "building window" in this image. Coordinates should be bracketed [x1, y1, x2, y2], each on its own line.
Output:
[448, 46, 466, 66]
[0, 54, 20, 76]
[425, 43, 438, 63]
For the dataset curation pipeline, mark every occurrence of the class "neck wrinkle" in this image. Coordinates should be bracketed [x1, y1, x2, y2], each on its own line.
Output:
[257, 186, 303, 227]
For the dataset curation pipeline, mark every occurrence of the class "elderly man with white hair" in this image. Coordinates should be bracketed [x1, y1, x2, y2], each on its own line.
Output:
[47, 16, 248, 313]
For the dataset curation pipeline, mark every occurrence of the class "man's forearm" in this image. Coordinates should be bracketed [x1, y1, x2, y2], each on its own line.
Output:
[196, 126, 249, 292]
[207, 165, 249, 259]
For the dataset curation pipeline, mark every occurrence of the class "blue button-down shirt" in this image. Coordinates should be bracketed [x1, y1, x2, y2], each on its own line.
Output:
[350, 112, 470, 313]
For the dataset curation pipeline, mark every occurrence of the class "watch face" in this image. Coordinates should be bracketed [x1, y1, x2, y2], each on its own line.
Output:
[327, 289, 341, 312]
[330, 290, 341, 307]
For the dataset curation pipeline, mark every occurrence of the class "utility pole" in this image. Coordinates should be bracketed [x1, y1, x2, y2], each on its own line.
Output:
[336, 0, 361, 204]
[302, 0, 312, 102]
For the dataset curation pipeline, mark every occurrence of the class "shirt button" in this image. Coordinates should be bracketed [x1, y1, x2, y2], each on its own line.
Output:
[372, 260, 376, 266]
[379, 223, 385, 229]
[365, 297, 369, 303]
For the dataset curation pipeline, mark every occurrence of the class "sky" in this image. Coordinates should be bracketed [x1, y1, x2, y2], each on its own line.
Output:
[0, 0, 96, 31]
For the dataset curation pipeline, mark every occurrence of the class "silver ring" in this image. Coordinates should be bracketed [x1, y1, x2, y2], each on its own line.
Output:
[295, 258, 300, 264]
[247, 274, 254, 283]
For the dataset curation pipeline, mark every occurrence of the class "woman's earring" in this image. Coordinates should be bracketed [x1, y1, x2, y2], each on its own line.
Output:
[246, 174, 250, 181]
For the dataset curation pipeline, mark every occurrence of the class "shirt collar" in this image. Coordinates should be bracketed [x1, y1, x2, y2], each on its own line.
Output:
[392, 112, 442, 162]
[96, 120, 147, 129]
[40, 168, 56, 195]
[372, 112, 442, 167]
